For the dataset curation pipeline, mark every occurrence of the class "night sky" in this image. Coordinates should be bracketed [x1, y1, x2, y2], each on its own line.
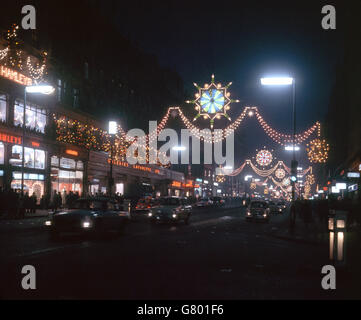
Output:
[102, 0, 342, 166]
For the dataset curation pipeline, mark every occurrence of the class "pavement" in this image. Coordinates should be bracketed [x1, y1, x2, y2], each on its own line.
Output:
[0, 205, 360, 300]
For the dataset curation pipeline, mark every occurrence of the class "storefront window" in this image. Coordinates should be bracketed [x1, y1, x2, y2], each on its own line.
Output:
[0, 94, 6, 122]
[51, 156, 59, 167]
[10, 146, 46, 169]
[35, 150, 45, 169]
[10, 145, 23, 166]
[0, 142, 4, 165]
[11, 172, 45, 203]
[60, 157, 76, 169]
[24, 147, 34, 168]
[51, 157, 83, 195]
[14, 100, 47, 133]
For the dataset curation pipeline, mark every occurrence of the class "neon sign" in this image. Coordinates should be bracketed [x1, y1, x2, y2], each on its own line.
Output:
[65, 149, 79, 156]
[0, 65, 33, 86]
[0, 132, 22, 145]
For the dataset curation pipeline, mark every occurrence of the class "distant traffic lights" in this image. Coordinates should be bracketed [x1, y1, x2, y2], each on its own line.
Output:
[291, 160, 298, 183]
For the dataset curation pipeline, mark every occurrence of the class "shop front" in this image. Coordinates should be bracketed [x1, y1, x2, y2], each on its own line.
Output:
[0, 129, 47, 203]
[50, 148, 86, 198]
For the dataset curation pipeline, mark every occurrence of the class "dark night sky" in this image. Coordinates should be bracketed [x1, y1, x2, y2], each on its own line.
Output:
[100, 0, 342, 165]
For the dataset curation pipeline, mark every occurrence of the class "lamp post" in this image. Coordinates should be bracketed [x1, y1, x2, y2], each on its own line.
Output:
[261, 77, 297, 202]
[108, 121, 117, 197]
[21, 85, 55, 195]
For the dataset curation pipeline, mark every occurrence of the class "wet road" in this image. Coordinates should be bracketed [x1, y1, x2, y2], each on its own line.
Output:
[0, 206, 356, 299]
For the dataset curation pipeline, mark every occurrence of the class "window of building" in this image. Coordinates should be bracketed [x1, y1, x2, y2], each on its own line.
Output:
[60, 157, 76, 169]
[0, 94, 7, 122]
[0, 142, 4, 164]
[14, 100, 47, 133]
[84, 62, 89, 80]
[11, 172, 44, 203]
[10, 146, 45, 169]
[51, 155, 59, 167]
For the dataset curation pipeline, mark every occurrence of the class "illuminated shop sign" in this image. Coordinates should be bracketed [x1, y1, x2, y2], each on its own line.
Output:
[109, 159, 160, 174]
[0, 132, 22, 145]
[31, 141, 40, 147]
[65, 149, 79, 156]
[171, 180, 195, 188]
[0, 65, 33, 86]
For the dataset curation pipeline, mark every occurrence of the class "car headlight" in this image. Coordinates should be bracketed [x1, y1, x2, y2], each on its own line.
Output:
[82, 221, 91, 228]
[172, 214, 177, 219]
[148, 212, 153, 217]
[45, 220, 52, 226]
[247, 212, 251, 216]
[279, 208, 282, 212]
[263, 213, 267, 217]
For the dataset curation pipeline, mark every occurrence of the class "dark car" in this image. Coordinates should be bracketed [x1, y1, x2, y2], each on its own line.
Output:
[148, 197, 192, 224]
[211, 196, 225, 206]
[245, 200, 270, 222]
[45, 197, 130, 239]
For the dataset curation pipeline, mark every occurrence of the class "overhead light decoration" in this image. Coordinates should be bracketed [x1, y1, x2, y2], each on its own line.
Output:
[255, 148, 273, 168]
[186, 74, 239, 129]
[275, 168, 286, 180]
[282, 177, 290, 186]
[307, 138, 329, 163]
[306, 174, 315, 185]
[216, 174, 226, 183]
[250, 182, 257, 190]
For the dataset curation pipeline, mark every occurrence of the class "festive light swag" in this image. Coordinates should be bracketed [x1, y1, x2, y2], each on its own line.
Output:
[0, 24, 47, 82]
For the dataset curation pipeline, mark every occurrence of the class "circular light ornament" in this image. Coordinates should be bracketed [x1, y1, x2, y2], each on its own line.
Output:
[187, 74, 239, 129]
[256, 149, 273, 167]
[250, 182, 257, 190]
[200, 89, 225, 114]
[216, 175, 226, 183]
[275, 168, 286, 180]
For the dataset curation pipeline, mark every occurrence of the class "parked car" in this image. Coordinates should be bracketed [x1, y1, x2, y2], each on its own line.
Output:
[148, 197, 192, 224]
[245, 200, 270, 222]
[268, 200, 282, 214]
[211, 196, 225, 206]
[276, 201, 287, 213]
[45, 197, 130, 239]
[195, 197, 213, 208]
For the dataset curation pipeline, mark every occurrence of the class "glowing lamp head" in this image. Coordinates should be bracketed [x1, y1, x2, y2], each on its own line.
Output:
[260, 77, 294, 86]
[26, 85, 55, 95]
[108, 121, 117, 135]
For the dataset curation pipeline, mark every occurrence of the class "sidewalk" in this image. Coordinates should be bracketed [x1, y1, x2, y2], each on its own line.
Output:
[0, 209, 50, 221]
[267, 212, 329, 246]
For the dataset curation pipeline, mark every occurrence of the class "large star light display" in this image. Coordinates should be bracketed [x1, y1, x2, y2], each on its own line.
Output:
[186, 74, 239, 129]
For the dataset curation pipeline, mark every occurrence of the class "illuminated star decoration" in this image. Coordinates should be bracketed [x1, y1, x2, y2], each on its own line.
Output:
[186, 74, 239, 129]
[275, 168, 286, 180]
[255, 149, 273, 168]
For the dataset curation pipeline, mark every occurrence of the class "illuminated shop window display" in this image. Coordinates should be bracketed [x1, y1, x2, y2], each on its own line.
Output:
[9, 145, 45, 169]
[0, 142, 4, 165]
[11, 172, 44, 203]
[51, 156, 83, 194]
[0, 94, 7, 122]
[14, 100, 47, 133]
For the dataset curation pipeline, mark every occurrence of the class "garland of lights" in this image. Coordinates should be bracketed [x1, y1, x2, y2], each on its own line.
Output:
[0, 24, 47, 82]
[306, 138, 329, 163]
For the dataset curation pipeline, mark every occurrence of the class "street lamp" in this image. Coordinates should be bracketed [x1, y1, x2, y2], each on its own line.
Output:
[21, 84, 55, 195]
[261, 76, 297, 203]
[108, 121, 117, 197]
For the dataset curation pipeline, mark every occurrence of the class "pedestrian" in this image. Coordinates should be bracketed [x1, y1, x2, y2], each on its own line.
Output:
[30, 192, 37, 214]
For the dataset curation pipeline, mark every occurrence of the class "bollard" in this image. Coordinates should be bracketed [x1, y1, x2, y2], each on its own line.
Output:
[328, 210, 347, 267]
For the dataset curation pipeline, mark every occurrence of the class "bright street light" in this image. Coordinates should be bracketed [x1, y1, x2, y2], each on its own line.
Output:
[108, 121, 117, 135]
[285, 145, 300, 151]
[25, 85, 55, 95]
[260, 77, 293, 86]
[244, 175, 252, 181]
[172, 146, 186, 151]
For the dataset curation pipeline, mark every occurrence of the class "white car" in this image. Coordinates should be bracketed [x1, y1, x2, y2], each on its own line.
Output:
[196, 198, 213, 207]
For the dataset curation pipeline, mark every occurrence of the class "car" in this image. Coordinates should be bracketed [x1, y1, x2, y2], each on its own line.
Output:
[148, 197, 192, 224]
[45, 197, 130, 239]
[245, 200, 270, 222]
[276, 201, 287, 213]
[195, 197, 213, 208]
[211, 196, 225, 206]
[268, 200, 283, 214]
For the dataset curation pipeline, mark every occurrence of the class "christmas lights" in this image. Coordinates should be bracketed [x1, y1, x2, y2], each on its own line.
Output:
[306, 138, 329, 163]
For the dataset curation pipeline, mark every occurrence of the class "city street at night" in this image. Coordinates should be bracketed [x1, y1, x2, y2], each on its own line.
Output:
[1, 205, 359, 300]
[1, 0, 361, 307]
